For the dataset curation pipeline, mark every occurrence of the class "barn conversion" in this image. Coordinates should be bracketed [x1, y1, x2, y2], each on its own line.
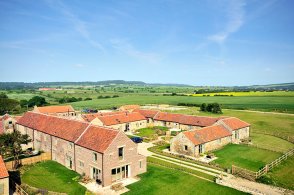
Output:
[33, 105, 77, 117]
[16, 112, 146, 187]
[82, 111, 147, 133]
[170, 117, 250, 157]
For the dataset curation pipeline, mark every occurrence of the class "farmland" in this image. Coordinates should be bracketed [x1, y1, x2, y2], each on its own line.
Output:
[2, 87, 294, 113]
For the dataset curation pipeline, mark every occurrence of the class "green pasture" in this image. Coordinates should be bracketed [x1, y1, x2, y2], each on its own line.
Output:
[125, 164, 246, 195]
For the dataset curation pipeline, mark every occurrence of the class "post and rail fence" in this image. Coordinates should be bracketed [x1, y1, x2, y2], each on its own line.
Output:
[232, 148, 294, 180]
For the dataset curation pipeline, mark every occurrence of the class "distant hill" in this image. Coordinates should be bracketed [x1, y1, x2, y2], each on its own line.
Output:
[0, 81, 293, 90]
[235, 82, 294, 91]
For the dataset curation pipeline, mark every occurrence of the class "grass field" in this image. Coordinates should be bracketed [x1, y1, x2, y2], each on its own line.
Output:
[68, 95, 294, 113]
[125, 164, 246, 195]
[189, 91, 294, 97]
[258, 156, 294, 190]
[21, 161, 86, 195]
[213, 144, 281, 171]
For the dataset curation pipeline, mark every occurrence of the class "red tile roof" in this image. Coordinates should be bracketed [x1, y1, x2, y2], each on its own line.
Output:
[220, 117, 250, 130]
[17, 112, 89, 142]
[0, 156, 9, 179]
[82, 111, 128, 122]
[184, 125, 232, 145]
[16, 112, 124, 154]
[154, 112, 223, 127]
[97, 112, 146, 126]
[133, 109, 159, 118]
[35, 105, 75, 114]
[76, 126, 119, 153]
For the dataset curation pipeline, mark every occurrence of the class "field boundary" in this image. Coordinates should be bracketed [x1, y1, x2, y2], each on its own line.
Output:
[232, 148, 294, 180]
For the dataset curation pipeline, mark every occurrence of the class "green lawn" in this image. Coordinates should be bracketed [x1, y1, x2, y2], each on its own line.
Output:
[135, 126, 168, 138]
[21, 161, 86, 195]
[258, 156, 294, 190]
[125, 164, 246, 195]
[213, 144, 282, 171]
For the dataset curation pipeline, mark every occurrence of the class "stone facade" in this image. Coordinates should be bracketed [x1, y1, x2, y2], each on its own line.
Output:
[16, 122, 146, 187]
[171, 133, 232, 157]
[153, 120, 201, 130]
[0, 176, 8, 195]
[91, 118, 147, 133]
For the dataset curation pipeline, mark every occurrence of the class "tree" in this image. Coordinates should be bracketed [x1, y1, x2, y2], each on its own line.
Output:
[27, 96, 47, 107]
[212, 103, 222, 114]
[0, 93, 8, 99]
[0, 98, 20, 115]
[20, 99, 28, 108]
[206, 103, 213, 112]
[200, 103, 207, 111]
[0, 131, 31, 169]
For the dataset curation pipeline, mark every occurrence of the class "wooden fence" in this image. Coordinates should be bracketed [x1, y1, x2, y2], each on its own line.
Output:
[5, 152, 51, 170]
[10, 179, 29, 195]
[232, 148, 294, 180]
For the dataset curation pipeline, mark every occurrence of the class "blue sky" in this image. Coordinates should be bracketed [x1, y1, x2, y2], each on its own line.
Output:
[0, 0, 293, 86]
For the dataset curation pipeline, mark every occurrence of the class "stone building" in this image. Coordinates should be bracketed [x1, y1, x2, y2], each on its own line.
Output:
[83, 112, 147, 133]
[170, 118, 250, 157]
[153, 112, 224, 130]
[16, 112, 146, 187]
[33, 105, 77, 118]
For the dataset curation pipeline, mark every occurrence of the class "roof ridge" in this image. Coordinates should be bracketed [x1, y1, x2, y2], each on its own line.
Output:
[74, 123, 92, 144]
[27, 111, 89, 124]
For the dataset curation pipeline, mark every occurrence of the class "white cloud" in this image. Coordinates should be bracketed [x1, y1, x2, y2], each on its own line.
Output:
[44, 0, 105, 52]
[208, 0, 246, 44]
[110, 39, 161, 63]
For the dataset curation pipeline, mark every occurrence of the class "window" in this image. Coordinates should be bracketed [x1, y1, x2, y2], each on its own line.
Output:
[79, 161, 84, 167]
[93, 152, 97, 162]
[184, 145, 188, 151]
[139, 161, 142, 169]
[118, 147, 124, 160]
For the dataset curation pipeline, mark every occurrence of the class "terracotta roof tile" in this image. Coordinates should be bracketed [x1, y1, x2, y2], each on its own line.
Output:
[154, 112, 223, 127]
[35, 105, 75, 114]
[82, 111, 128, 122]
[17, 112, 89, 142]
[0, 156, 9, 179]
[97, 112, 146, 126]
[220, 117, 250, 130]
[184, 125, 232, 145]
[133, 109, 159, 118]
[76, 125, 119, 153]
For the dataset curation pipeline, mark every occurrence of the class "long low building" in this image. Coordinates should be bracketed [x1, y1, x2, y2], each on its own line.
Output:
[16, 112, 146, 187]
[170, 117, 250, 157]
[82, 112, 147, 133]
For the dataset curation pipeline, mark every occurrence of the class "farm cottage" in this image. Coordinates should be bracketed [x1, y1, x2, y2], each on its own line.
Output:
[16, 112, 146, 187]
